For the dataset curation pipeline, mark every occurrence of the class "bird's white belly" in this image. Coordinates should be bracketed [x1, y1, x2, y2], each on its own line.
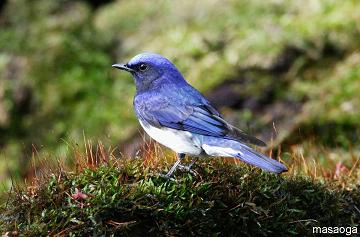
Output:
[139, 120, 203, 155]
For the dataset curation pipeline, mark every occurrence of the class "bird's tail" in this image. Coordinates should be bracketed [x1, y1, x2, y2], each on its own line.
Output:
[202, 138, 287, 174]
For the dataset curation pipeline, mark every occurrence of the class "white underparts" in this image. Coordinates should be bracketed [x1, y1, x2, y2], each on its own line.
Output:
[139, 120, 203, 155]
[139, 120, 243, 158]
[201, 144, 243, 157]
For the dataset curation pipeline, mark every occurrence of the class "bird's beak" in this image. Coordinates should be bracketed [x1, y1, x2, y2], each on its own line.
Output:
[112, 63, 135, 73]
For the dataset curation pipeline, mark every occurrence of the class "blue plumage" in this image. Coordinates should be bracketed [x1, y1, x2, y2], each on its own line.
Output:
[113, 52, 287, 177]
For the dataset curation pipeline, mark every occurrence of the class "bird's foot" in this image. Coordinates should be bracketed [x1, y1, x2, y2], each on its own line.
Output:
[159, 173, 176, 181]
[178, 164, 196, 176]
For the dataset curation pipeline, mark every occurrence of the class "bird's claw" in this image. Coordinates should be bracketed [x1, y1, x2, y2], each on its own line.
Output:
[159, 174, 176, 181]
[178, 164, 197, 176]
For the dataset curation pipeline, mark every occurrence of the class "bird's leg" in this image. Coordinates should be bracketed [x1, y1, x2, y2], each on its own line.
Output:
[163, 153, 185, 178]
[178, 159, 196, 175]
[178, 160, 195, 171]
[187, 159, 196, 169]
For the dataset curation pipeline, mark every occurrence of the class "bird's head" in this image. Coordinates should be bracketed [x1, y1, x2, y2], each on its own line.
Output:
[112, 53, 186, 92]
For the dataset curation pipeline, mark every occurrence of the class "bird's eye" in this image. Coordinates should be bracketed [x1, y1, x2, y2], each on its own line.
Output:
[138, 63, 148, 71]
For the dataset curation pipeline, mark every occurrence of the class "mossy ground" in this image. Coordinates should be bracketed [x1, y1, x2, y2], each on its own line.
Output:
[0, 143, 359, 236]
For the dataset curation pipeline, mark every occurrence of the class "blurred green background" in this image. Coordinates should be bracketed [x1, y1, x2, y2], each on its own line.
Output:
[0, 0, 359, 190]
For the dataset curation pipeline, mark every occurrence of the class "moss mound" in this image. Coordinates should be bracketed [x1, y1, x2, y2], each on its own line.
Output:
[1, 160, 358, 236]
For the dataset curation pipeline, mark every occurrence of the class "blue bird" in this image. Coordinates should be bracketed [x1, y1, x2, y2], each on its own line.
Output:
[112, 53, 287, 177]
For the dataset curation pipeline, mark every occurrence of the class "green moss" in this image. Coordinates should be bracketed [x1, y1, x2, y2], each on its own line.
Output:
[0, 160, 358, 236]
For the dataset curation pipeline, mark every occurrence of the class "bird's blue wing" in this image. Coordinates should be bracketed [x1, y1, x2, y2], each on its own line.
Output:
[134, 90, 266, 146]
[150, 105, 226, 137]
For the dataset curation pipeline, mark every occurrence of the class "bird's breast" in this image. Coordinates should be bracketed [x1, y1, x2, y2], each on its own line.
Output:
[139, 120, 203, 155]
